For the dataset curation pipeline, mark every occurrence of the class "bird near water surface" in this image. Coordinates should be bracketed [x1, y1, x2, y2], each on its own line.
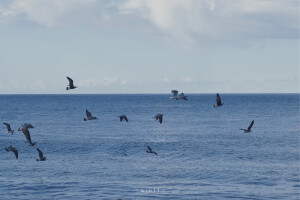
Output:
[240, 120, 254, 133]
[84, 110, 97, 121]
[213, 93, 224, 107]
[18, 123, 36, 146]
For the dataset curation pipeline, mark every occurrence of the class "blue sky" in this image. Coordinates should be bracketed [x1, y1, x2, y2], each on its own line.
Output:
[0, 0, 299, 94]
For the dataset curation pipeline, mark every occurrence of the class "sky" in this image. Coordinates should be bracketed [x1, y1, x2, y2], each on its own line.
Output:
[0, 0, 299, 94]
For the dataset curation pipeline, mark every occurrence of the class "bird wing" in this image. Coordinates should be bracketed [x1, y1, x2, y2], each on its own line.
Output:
[124, 116, 128, 122]
[86, 110, 92, 117]
[3, 123, 10, 130]
[239, 128, 247, 131]
[171, 90, 178, 96]
[37, 148, 43, 159]
[147, 146, 152, 151]
[23, 128, 32, 143]
[66, 76, 74, 87]
[247, 120, 254, 131]
[12, 148, 18, 159]
[24, 123, 34, 129]
[216, 93, 222, 105]
[159, 116, 163, 124]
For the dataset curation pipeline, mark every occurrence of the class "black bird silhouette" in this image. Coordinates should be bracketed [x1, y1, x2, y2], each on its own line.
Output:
[18, 124, 36, 146]
[240, 120, 254, 133]
[147, 146, 158, 155]
[213, 93, 224, 107]
[153, 114, 163, 124]
[84, 110, 97, 121]
[66, 76, 77, 90]
[36, 148, 46, 161]
[118, 115, 128, 122]
[5, 145, 18, 159]
[3, 123, 14, 135]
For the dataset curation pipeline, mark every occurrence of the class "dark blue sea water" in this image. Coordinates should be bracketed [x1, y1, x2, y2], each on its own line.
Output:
[0, 94, 299, 199]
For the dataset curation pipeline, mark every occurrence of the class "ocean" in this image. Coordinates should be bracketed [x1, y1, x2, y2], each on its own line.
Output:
[0, 94, 299, 199]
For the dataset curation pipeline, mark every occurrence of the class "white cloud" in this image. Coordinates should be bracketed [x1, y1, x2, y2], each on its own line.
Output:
[181, 76, 192, 83]
[120, 79, 128, 85]
[0, 0, 298, 42]
[120, 0, 299, 42]
[103, 77, 117, 86]
[79, 78, 98, 87]
[29, 80, 45, 90]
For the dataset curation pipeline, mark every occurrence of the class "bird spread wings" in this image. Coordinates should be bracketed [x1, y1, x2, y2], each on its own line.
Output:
[120, 116, 128, 122]
[147, 146, 152, 151]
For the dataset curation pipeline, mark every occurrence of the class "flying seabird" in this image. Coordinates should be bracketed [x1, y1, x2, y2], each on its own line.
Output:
[178, 92, 188, 100]
[118, 115, 128, 122]
[153, 114, 163, 124]
[18, 124, 36, 146]
[147, 146, 158, 155]
[213, 93, 224, 107]
[5, 145, 18, 159]
[66, 76, 77, 90]
[84, 109, 97, 121]
[3, 123, 14, 135]
[170, 90, 179, 99]
[36, 148, 46, 161]
[240, 120, 254, 133]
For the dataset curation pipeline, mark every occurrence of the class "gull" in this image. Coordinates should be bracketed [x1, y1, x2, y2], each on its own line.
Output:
[213, 93, 224, 107]
[3, 123, 14, 135]
[84, 109, 97, 121]
[36, 148, 46, 161]
[118, 115, 128, 122]
[147, 146, 158, 155]
[153, 114, 163, 124]
[178, 92, 188, 100]
[66, 76, 77, 90]
[170, 90, 178, 99]
[240, 120, 254, 133]
[18, 124, 36, 146]
[5, 145, 18, 159]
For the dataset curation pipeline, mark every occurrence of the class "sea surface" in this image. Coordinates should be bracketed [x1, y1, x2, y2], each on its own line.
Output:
[0, 94, 299, 199]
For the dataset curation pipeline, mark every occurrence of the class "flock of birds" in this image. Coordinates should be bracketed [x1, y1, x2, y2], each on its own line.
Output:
[2, 76, 255, 159]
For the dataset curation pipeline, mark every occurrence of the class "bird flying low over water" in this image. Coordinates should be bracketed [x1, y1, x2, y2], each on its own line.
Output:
[170, 90, 179, 99]
[84, 110, 97, 121]
[5, 146, 18, 159]
[240, 120, 254, 133]
[153, 114, 163, 124]
[147, 146, 158, 155]
[3, 123, 14, 135]
[66, 76, 77, 90]
[36, 148, 46, 161]
[18, 124, 36, 146]
[118, 115, 128, 122]
[213, 93, 224, 107]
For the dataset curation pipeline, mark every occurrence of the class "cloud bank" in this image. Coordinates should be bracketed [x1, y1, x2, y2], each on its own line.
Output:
[0, 0, 298, 43]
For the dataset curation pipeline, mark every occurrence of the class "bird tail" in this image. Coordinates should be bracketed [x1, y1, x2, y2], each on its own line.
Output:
[5, 148, 8, 152]
[11, 130, 14, 135]
[66, 87, 69, 90]
[84, 118, 87, 121]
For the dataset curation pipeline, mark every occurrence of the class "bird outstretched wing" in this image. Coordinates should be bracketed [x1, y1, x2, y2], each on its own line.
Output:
[247, 120, 254, 131]
[86, 110, 92, 117]
[37, 148, 43, 160]
[216, 93, 222, 105]
[66, 76, 74, 87]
